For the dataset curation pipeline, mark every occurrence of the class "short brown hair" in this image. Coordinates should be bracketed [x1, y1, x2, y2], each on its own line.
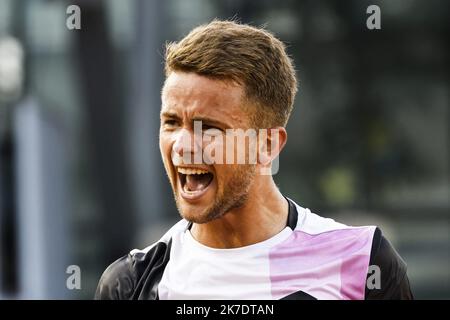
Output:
[164, 20, 297, 128]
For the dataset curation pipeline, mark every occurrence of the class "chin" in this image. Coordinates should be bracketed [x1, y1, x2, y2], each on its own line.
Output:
[174, 185, 227, 224]
[176, 200, 219, 224]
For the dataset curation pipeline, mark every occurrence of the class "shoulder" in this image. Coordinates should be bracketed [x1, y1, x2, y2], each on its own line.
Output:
[293, 201, 378, 247]
[94, 219, 189, 300]
[290, 200, 413, 299]
[365, 228, 414, 299]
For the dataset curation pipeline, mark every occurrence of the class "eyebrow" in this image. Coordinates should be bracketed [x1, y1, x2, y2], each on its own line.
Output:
[160, 111, 230, 128]
[160, 111, 180, 120]
[192, 116, 229, 129]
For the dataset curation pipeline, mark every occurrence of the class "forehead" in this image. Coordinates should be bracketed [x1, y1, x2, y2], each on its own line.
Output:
[161, 72, 247, 124]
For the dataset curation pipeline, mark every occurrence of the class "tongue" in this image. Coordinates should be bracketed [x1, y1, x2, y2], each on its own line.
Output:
[185, 174, 211, 192]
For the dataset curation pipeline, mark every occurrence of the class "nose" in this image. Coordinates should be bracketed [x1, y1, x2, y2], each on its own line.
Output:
[172, 128, 202, 162]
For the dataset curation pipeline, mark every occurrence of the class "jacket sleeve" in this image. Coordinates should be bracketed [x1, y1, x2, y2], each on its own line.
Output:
[365, 228, 414, 300]
[94, 254, 135, 300]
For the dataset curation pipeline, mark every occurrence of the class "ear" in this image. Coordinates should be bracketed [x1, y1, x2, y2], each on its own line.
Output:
[258, 127, 287, 166]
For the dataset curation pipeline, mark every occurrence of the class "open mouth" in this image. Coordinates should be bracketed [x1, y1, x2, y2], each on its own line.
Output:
[177, 167, 214, 200]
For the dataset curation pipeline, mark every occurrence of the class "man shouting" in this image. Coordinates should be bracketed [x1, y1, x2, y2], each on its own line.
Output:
[95, 20, 413, 300]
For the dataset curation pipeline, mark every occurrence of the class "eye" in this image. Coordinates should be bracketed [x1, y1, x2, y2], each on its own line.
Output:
[202, 124, 223, 132]
[163, 119, 178, 127]
[202, 126, 224, 138]
[202, 124, 214, 130]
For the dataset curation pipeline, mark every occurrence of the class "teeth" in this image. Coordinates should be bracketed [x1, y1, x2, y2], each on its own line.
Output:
[177, 167, 209, 175]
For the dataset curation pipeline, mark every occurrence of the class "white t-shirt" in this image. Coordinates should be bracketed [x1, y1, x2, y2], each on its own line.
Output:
[95, 198, 412, 300]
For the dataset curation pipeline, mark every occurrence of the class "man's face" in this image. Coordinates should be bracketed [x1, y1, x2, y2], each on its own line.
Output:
[160, 71, 256, 224]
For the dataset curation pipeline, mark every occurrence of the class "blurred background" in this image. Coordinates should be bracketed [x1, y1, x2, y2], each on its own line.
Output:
[0, 0, 448, 299]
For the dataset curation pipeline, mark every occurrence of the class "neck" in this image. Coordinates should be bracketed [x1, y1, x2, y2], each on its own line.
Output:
[190, 176, 289, 249]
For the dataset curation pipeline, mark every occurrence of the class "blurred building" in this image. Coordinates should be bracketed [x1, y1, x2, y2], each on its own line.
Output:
[0, 0, 448, 299]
